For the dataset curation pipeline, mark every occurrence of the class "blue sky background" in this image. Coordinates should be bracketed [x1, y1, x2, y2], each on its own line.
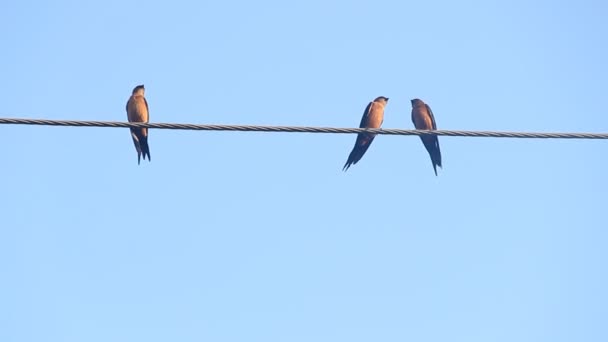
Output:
[1, 1, 607, 341]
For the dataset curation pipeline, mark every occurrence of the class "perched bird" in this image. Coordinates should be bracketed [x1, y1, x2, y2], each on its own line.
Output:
[343, 96, 389, 171]
[126, 84, 151, 164]
[411, 98, 441, 175]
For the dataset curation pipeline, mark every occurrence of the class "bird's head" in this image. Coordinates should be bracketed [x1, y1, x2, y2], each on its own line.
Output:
[411, 98, 424, 107]
[374, 96, 389, 104]
[132, 84, 145, 95]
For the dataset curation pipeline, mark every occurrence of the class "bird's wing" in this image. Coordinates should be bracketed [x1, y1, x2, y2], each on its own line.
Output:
[358, 102, 374, 128]
[144, 97, 149, 121]
[143, 97, 149, 122]
[126, 97, 134, 121]
[425, 104, 437, 130]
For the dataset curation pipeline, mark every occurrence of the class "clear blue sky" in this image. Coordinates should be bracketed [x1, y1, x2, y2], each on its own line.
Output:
[1, 1, 607, 341]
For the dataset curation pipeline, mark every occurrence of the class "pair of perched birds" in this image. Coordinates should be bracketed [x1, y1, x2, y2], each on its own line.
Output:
[343, 96, 442, 175]
[125, 86, 441, 175]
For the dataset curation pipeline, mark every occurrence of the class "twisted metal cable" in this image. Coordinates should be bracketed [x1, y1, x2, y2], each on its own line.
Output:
[0, 117, 607, 139]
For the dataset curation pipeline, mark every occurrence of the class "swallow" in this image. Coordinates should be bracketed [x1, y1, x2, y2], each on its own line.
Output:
[126, 84, 151, 164]
[411, 98, 441, 175]
[343, 96, 389, 171]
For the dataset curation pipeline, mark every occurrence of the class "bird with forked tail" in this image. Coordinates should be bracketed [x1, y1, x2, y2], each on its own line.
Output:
[126, 84, 151, 164]
[343, 96, 388, 171]
[411, 98, 442, 175]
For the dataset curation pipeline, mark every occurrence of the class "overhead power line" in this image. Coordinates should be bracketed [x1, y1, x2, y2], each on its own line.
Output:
[0, 117, 607, 140]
